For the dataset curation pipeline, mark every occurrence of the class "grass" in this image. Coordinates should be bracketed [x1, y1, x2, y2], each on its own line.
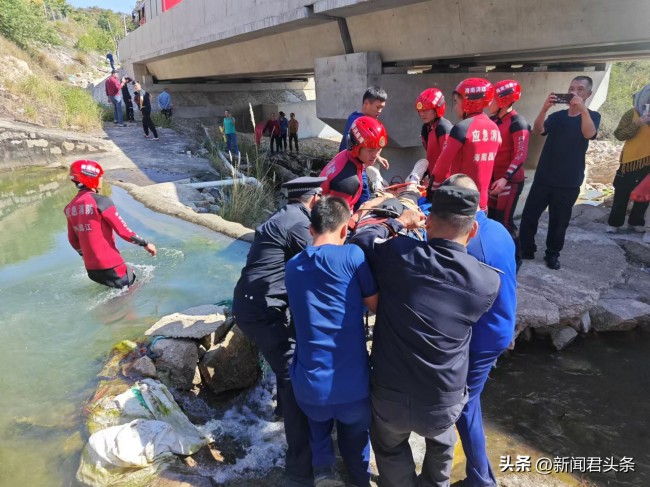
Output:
[203, 132, 277, 228]
[9, 75, 102, 131]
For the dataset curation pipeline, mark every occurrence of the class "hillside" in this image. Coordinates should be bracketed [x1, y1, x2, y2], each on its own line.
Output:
[0, 0, 134, 133]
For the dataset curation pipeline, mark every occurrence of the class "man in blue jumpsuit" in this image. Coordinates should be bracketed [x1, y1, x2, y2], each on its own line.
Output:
[232, 176, 326, 487]
[450, 174, 517, 487]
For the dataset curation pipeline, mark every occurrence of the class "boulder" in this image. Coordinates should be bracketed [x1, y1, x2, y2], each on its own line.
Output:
[151, 339, 199, 390]
[516, 285, 560, 329]
[126, 356, 158, 379]
[199, 326, 259, 396]
[200, 317, 235, 349]
[590, 299, 650, 332]
[145, 305, 227, 340]
[550, 326, 578, 351]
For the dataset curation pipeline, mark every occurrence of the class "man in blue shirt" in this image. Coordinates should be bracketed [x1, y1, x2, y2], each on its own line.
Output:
[157, 88, 173, 119]
[448, 175, 517, 487]
[340, 87, 389, 208]
[519, 76, 601, 270]
[286, 196, 378, 487]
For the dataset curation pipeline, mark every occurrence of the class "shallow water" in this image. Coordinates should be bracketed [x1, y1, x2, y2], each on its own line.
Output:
[0, 168, 248, 487]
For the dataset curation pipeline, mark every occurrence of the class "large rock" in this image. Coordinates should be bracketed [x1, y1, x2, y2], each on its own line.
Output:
[199, 326, 259, 396]
[516, 285, 560, 330]
[590, 299, 650, 332]
[550, 326, 578, 351]
[145, 305, 227, 339]
[151, 339, 199, 390]
[517, 224, 626, 325]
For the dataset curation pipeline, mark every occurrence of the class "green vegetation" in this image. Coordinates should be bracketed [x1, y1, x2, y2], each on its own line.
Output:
[0, 0, 58, 48]
[75, 27, 114, 53]
[599, 61, 650, 139]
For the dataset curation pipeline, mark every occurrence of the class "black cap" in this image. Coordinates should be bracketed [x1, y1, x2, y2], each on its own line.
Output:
[282, 176, 327, 199]
[430, 185, 479, 216]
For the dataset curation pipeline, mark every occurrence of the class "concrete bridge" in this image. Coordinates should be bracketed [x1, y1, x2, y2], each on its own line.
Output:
[120, 0, 650, 176]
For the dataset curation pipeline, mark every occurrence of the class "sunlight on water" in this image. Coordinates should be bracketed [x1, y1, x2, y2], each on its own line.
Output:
[0, 169, 248, 487]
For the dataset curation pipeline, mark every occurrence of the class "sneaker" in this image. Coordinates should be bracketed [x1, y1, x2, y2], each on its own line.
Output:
[313, 467, 345, 487]
[628, 225, 645, 233]
[144, 134, 150, 139]
[643, 232, 650, 244]
[151, 137, 160, 141]
[605, 225, 618, 234]
[119, 123, 127, 127]
[407, 158, 429, 184]
[544, 255, 561, 270]
[365, 165, 385, 193]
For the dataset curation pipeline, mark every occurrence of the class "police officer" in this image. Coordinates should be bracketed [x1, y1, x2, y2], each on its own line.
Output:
[232, 176, 326, 487]
[350, 179, 500, 487]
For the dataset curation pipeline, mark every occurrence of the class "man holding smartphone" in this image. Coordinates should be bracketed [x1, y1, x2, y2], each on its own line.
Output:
[519, 76, 601, 270]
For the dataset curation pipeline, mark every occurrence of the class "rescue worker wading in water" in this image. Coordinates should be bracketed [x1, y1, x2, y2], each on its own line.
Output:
[64, 160, 157, 288]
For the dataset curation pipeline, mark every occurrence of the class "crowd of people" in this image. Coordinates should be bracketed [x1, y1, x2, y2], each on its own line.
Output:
[70, 71, 649, 487]
[104, 70, 174, 141]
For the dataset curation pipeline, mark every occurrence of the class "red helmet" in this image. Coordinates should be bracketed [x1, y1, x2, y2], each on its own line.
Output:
[494, 80, 521, 108]
[453, 78, 495, 114]
[70, 159, 104, 190]
[347, 116, 388, 158]
[415, 88, 446, 119]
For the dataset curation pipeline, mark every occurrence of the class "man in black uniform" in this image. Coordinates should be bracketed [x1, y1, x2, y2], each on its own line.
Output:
[350, 181, 501, 487]
[232, 176, 326, 487]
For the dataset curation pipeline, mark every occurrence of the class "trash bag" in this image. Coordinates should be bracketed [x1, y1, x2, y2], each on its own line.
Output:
[77, 379, 209, 486]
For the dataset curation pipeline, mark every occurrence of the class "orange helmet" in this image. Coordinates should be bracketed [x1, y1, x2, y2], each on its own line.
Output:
[494, 80, 522, 108]
[70, 160, 104, 190]
[415, 88, 446, 119]
[347, 116, 388, 158]
[453, 78, 495, 115]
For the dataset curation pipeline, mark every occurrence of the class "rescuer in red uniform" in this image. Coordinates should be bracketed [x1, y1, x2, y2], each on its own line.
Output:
[431, 78, 502, 211]
[487, 80, 531, 269]
[64, 160, 157, 288]
[320, 116, 388, 210]
[415, 87, 453, 195]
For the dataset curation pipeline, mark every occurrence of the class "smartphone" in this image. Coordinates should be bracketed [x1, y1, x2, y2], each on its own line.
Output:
[554, 93, 574, 104]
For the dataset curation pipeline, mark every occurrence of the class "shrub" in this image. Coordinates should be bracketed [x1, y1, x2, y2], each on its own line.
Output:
[0, 0, 58, 48]
[75, 27, 113, 53]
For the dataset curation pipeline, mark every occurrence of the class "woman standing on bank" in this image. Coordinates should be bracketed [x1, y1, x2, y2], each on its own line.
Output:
[133, 82, 159, 141]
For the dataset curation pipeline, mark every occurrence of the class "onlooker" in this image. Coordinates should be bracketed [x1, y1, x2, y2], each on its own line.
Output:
[606, 83, 650, 237]
[631, 175, 650, 243]
[105, 70, 126, 127]
[65, 159, 156, 289]
[415, 87, 452, 195]
[320, 116, 388, 210]
[264, 113, 281, 154]
[349, 181, 500, 487]
[487, 80, 531, 269]
[279, 111, 289, 153]
[431, 78, 501, 211]
[223, 109, 239, 155]
[519, 76, 601, 270]
[133, 82, 159, 141]
[340, 87, 390, 209]
[122, 76, 135, 123]
[158, 87, 173, 119]
[452, 175, 517, 487]
[106, 52, 115, 71]
[289, 112, 300, 153]
[286, 196, 378, 487]
[232, 176, 327, 487]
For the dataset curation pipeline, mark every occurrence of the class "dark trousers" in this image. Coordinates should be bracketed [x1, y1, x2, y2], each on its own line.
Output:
[235, 311, 312, 484]
[519, 182, 580, 258]
[271, 135, 282, 153]
[124, 99, 135, 122]
[297, 398, 371, 487]
[488, 181, 524, 266]
[289, 133, 299, 152]
[161, 108, 173, 119]
[280, 134, 288, 151]
[456, 349, 505, 487]
[141, 108, 158, 138]
[607, 166, 650, 228]
[87, 263, 135, 289]
[370, 384, 465, 487]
